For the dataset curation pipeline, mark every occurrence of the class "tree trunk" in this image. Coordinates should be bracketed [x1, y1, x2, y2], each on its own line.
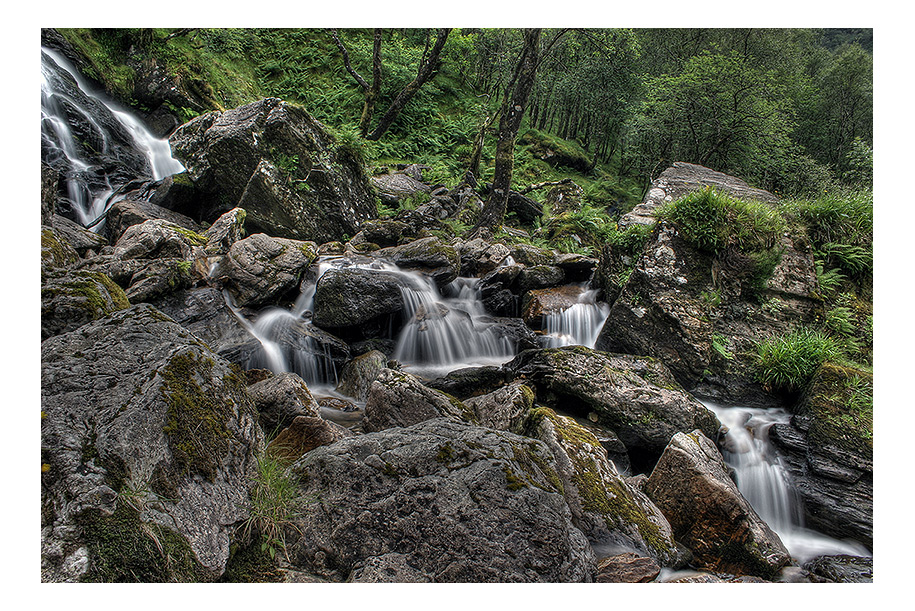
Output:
[473, 28, 542, 231]
[365, 28, 451, 141]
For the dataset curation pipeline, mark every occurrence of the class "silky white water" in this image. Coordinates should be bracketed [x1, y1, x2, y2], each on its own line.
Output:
[541, 285, 610, 348]
[705, 401, 871, 563]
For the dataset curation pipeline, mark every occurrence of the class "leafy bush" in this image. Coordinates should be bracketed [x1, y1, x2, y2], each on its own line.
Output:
[754, 328, 843, 392]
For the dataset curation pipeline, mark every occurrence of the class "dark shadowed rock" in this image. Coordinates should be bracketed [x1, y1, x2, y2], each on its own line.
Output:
[50, 214, 108, 255]
[803, 554, 873, 583]
[41, 304, 263, 582]
[285, 418, 596, 582]
[311, 267, 410, 337]
[170, 98, 376, 242]
[266, 415, 354, 463]
[645, 430, 790, 579]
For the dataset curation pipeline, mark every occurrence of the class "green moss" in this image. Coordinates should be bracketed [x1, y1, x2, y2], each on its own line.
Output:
[436, 442, 456, 464]
[502, 464, 528, 491]
[220, 535, 285, 583]
[77, 502, 208, 582]
[42, 270, 131, 318]
[172, 226, 209, 246]
[802, 363, 873, 452]
[158, 351, 241, 482]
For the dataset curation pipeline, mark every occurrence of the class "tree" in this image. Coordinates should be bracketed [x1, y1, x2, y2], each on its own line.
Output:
[473, 28, 543, 231]
[330, 28, 452, 141]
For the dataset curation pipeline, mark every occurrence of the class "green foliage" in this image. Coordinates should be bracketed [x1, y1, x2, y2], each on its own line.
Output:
[754, 328, 843, 392]
[242, 453, 307, 563]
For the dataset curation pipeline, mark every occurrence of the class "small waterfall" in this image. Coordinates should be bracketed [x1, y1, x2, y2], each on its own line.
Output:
[541, 286, 610, 348]
[41, 46, 184, 229]
[706, 402, 871, 563]
[393, 274, 515, 378]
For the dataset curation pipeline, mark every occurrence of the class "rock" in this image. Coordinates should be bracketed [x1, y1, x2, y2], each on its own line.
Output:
[463, 381, 535, 432]
[487, 316, 541, 353]
[266, 415, 354, 463]
[216, 233, 317, 307]
[507, 346, 720, 470]
[284, 418, 596, 582]
[479, 264, 522, 317]
[42, 162, 59, 225]
[769, 363, 873, 548]
[311, 267, 411, 338]
[247, 371, 321, 435]
[595, 553, 661, 583]
[105, 198, 203, 244]
[170, 98, 376, 242]
[123, 258, 197, 304]
[362, 368, 473, 433]
[335, 350, 388, 402]
[516, 264, 566, 291]
[619, 161, 778, 230]
[348, 553, 433, 583]
[521, 284, 587, 328]
[112, 218, 207, 261]
[424, 366, 514, 399]
[370, 166, 432, 202]
[41, 269, 130, 340]
[387, 237, 460, 288]
[349, 219, 414, 248]
[201, 207, 247, 255]
[510, 243, 554, 266]
[50, 214, 108, 255]
[41, 304, 263, 582]
[41, 226, 80, 273]
[645, 430, 791, 579]
[455, 238, 511, 276]
[803, 554, 873, 583]
[525, 407, 678, 565]
[553, 252, 598, 282]
[506, 190, 543, 226]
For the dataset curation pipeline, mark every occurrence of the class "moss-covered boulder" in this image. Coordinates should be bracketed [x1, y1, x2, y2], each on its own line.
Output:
[41, 226, 80, 273]
[41, 269, 130, 340]
[507, 346, 720, 470]
[169, 97, 376, 243]
[769, 363, 873, 548]
[386, 236, 461, 288]
[645, 430, 791, 579]
[284, 418, 596, 582]
[41, 304, 264, 582]
[216, 233, 317, 307]
[525, 407, 678, 566]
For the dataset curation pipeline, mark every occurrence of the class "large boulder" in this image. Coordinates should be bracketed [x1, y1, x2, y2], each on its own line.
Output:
[215, 233, 317, 307]
[169, 97, 376, 242]
[463, 381, 535, 433]
[455, 238, 511, 277]
[507, 346, 720, 470]
[335, 350, 388, 402]
[112, 218, 207, 261]
[385, 236, 460, 288]
[311, 267, 412, 339]
[525, 407, 678, 566]
[246, 371, 321, 435]
[618, 161, 778, 230]
[284, 418, 596, 582]
[645, 430, 791, 579]
[769, 363, 873, 548]
[41, 269, 130, 340]
[105, 198, 203, 244]
[41, 304, 264, 582]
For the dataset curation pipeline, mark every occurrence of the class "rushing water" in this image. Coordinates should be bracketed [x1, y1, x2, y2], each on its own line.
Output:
[705, 401, 871, 563]
[41, 46, 183, 229]
[540, 285, 610, 349]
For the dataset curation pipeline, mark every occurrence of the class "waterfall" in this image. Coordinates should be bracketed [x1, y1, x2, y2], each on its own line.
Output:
[706, 402, 871, 563]
[541, 285, 610, 348]
[41, 46, 184, 229]
[393, 274, 515, 378]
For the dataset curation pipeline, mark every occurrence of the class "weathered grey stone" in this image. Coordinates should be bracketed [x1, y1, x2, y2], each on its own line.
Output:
[247, 371, 321, 434]
[285, 418, 596, 582]
[335, 350, 388, 402]
[105, 198, 202, 243]
[217, 233, 317, 307]
[201, 207, 247, 255]
[387, 236, 460, 288]
[112, 218, 207, 261]
[41, 304, 263, 582]
[311, 267, 410, 335]
[455, 238, 511, 276]
[803, 555, 873, 583]
[362, 368, 472, 433]
[41, 269, 130, 340]
[463, 381, 535, 433]
[595, 553, 661, 583]
[41, 226, 80, 273]
[51, 214, 108, 255]
[645, 430, 791, 579]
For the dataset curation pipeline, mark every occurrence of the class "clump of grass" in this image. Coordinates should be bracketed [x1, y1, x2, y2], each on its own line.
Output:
[242, 454, 305, 562]
[754, 328, 843, 392]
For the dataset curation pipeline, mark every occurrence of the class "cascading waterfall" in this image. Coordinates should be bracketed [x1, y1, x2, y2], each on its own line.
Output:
[41, 46, 184, 229]
[541, 285, 610, 348]
[706, 401, 871, 563]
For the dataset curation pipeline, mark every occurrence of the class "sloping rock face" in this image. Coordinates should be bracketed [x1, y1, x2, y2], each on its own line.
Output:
[645, 430, 791, 579]
[619, 162, 778, 230]
[169, 98, 376, 242]
[284, 418, 596, 582]
[41, 304, 263, 582]
[507, 346, 720, 469]
[769, 364, 873, 548]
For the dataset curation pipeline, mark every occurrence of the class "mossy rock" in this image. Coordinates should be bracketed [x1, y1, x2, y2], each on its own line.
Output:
[796, 362, 873, 456]
[41, 269, 130, 340]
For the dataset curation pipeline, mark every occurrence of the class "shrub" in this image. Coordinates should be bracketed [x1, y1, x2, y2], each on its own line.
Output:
[754, 328, 843, 392]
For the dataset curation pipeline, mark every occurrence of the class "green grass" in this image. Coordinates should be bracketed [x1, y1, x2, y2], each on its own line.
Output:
[242, 453, 306, 563]
[754, 328, 843, 392]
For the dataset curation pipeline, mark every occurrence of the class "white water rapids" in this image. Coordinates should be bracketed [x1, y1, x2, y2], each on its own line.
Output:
[705, 401, 871, 563]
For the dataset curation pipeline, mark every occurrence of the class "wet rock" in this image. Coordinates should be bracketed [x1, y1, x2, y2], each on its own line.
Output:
[311, 267, 411, 338]
[387, 236, 461, 288]
[595, 553, 661, 583]
[645, 430, 791, 579]
[516, 264, 566, 291]
[170, 98, 376, 242]
[201, 207, 247, 255]
[41, 304, 263, 582]
[105, 198, 203, 243]
[507, 346, 720, 468]
[424, 365, 513, 399]
[362, 369, 473, 432]
[42, 162, 58, 225]
[335, 350, 388, 402]
[521, 284, 587, 328]
[216, 233, 317, 307]
[510, 243, 554, 266]
[285, 418, 596, 582]
[803, 554, 873, 583]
